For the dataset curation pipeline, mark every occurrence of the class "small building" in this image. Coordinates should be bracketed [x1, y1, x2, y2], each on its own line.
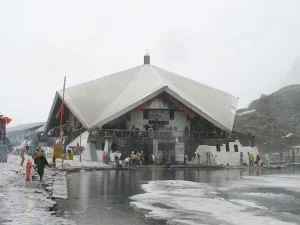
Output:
[45, 55, 258, 165]
[289, 146, 300, 157]
[6, 122, 45, 147]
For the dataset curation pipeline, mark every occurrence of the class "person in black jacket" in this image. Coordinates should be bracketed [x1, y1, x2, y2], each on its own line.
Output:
[35, 155, 49, 182]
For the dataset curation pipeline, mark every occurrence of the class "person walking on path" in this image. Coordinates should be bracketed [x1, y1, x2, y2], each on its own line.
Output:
[20, 147, 26, 166]
[35, 154, 49, 182]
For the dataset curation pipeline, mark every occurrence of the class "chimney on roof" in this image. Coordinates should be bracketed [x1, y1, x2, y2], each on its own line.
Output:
[144, 50, 150, 64]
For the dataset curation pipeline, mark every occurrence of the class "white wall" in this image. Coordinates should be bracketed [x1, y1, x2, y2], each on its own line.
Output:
[130, 111, 144, 130]
[189, 141, 260, 166]
[169, 111, 190, 132]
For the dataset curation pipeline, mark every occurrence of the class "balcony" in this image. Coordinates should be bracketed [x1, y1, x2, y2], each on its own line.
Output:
[89, 129, 229, 140]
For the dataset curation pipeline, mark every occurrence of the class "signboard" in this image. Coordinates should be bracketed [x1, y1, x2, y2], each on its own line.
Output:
[175, 142, 184, 163]
[70, 146, 84, 155]
[53, 144, 62, 158]
[148, 110, 170, 121]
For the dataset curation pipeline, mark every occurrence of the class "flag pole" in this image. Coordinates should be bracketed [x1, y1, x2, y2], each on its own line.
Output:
[59, 76, 66, 169]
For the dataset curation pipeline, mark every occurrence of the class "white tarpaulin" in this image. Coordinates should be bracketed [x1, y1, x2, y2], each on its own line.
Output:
[47, 64, 238, 132]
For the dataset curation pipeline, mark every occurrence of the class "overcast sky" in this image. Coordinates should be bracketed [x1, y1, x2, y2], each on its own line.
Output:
[1, 0, 300, 126]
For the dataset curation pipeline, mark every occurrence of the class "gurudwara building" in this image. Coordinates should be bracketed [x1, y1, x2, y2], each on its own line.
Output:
[45, 55, 258, 166]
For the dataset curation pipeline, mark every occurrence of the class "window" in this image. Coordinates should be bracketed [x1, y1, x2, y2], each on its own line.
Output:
[234, 145, 238, 152]
[186, 114, 191, 121]
[143, 110, 149, 119]
[216, 144, 221, 152]
[297, 149, 299, 154]
[226, 144, 230, 152]
[170, 110, 174, 120]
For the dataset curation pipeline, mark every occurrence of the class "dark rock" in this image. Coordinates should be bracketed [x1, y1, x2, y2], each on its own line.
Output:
[234, 84, 300, 152]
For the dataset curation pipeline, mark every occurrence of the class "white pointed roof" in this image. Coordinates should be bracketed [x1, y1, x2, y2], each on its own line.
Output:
[54, 64, 238, 132]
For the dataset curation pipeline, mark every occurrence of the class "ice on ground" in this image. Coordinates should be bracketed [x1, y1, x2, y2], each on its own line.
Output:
[56, 155, 112, 169]
[130, 180, 299, 225]
[223, 174, 300, 192]
[0, 154, 25, 187]
[229, 199, 267, 209]
[0, 154, 75, 225]
[52, 173, 68, 199]
[242, 192, 292, 199]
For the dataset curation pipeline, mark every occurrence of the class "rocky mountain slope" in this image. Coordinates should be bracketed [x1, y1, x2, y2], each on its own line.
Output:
[234, 85, 300, 152]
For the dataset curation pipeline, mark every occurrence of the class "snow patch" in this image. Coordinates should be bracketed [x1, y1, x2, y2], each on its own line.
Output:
[225, 174, 300, 192]
[130, 180, 297, 225]
[236, 110, 256, 116]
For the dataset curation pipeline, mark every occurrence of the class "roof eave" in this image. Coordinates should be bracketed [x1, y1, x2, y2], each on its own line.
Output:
[56, 92, 90, 129]
[165, 88, 233, 132]
[44, 93, 59, 132]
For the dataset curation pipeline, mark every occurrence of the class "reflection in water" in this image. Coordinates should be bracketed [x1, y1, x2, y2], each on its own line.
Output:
[57, 167, 300, 225]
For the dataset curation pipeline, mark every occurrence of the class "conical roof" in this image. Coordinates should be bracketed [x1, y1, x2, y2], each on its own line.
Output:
[54, 64, 238, 131]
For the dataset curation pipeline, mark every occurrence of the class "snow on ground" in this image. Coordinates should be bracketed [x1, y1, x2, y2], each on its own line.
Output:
[0, 155, 23, 187]
[130, 179, 300, 225]
[52, 172, 68, 199]
[222, 174, 300, 192]
[0, 154, 75, 225]
[44, 146, 115, 170]
[55, 155, 112, 170]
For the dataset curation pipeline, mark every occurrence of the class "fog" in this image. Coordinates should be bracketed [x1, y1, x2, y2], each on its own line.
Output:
[1, 0, 300, 125]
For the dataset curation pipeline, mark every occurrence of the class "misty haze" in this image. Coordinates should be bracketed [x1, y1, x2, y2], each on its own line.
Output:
[1, 1, 300, 225]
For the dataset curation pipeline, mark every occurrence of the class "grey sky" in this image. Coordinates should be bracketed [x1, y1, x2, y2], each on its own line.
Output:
[1, 0, 300, 126]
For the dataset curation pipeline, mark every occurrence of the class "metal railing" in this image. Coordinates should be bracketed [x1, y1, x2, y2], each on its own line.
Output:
[87, 129, 254, 147]
[89, 129, 229, 139]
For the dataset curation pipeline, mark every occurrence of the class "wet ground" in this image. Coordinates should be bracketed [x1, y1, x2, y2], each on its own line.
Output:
[57, 167, 300, 225]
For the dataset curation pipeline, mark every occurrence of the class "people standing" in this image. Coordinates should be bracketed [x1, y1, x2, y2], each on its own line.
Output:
[248, 152, 251, 166]
[249, 154, 254, 166]
[255, 154, 261, 166]
[140, 151, 144, 166]
[184, 125, 189, 138]
[292, 150, 295, 163]
[136, 151, 141, 166]
[124, 157, 130, 167]
[151, 153, 155, 165]
[32, 148, 40, 165]
[115, 155, 120, 168]
[206, 152, 211, 166]
[197, 153, 201, 165]
[130, 151, 135, 167]
[107, 153, 111, 164]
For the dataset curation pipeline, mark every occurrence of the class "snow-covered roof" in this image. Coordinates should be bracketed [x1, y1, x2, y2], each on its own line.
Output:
[236, 110, 256, 116]
[291, 145, 300, 149]
[285, 133, 293, 138]
[35, 124, 46, 133]
[6, 122, 45, 133]
[47, 63, 238, 132]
